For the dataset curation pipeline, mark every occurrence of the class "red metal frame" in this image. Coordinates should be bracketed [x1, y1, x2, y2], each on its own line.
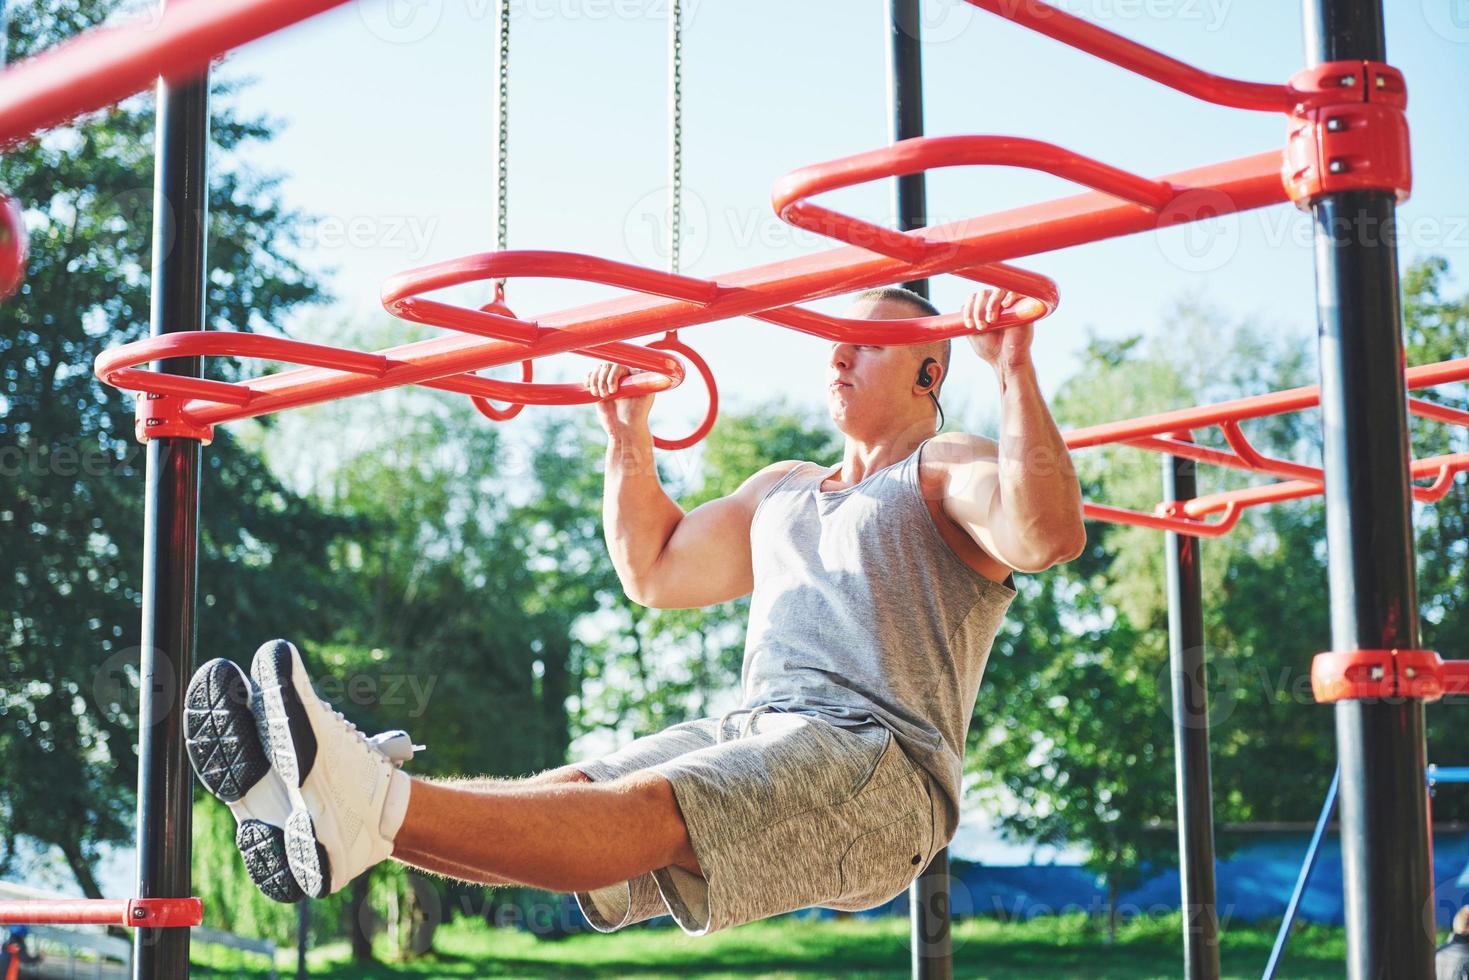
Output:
[0, 898, 202, 928]
[1064, 357, 1469, 537]
[0, 0, 1412, 453]
[1312, 649, 1469, 704]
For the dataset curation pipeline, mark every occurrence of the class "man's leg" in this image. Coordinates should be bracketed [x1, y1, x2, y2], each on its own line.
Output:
[391, 766, 703, 894]
[392, 766, 591, 887]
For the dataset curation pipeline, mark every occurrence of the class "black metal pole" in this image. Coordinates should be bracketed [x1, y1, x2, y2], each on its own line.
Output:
[886, 3, 948, 978]
[1163, 442, 1220, 980]
[1302, 2, 1432, 977]
[132, 50, 210, 980]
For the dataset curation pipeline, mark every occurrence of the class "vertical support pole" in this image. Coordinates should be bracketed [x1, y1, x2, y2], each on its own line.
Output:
[1163, 437, 1220, 980]
[132, 43, 210, 980]
[1301, 2, 1432, 977]
[887, 3, 947, 978]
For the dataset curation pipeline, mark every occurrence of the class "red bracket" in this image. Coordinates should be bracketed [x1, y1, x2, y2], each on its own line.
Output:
[1311, 648, 1469, 704]
[135, 391, 215, 445]
[1283, 61, 1410, 210]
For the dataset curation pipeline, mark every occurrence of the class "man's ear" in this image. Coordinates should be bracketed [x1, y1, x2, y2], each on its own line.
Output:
[915, 356, 943, 393]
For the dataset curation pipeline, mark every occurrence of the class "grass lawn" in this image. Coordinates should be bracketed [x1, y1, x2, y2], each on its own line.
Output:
[193, 912, 1353, 979]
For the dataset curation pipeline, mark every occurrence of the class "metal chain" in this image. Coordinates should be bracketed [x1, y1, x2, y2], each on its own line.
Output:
[494, 0, 511, 299]
[667, 0, 683, 276]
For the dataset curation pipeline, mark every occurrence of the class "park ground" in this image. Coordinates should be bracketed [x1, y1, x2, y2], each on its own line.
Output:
[192, 913, 1357, 979]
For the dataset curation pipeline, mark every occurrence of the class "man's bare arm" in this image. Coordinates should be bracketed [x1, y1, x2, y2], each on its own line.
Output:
[938, 290, 1086, 572]
[935, 371, 1085, 573]
[603, 429, 799, 608]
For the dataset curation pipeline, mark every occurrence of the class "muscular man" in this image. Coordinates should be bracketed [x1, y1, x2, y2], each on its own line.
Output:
[185, 285, 1085, 935]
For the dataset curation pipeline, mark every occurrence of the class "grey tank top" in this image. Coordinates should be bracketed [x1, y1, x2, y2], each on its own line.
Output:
[740, 437, 1017, 842]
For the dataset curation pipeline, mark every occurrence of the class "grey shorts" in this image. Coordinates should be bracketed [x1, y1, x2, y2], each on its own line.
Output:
[571, 704, 937, 936]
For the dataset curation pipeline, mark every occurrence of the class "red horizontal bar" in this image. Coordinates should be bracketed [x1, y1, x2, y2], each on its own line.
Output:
[964, 0, 1294, 113]
[0, 898, 202, 928]
[111, 150, 1285, 428]
[1179, 451, 1469, 520]
[0, 0, 345, 148]
[1066, 357, 1469, 449]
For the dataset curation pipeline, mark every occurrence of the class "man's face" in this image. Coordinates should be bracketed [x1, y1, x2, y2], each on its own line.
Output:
[826, 297, 927, 436]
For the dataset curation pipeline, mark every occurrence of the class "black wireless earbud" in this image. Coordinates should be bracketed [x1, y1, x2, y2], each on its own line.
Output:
[917, 357, 945, 431]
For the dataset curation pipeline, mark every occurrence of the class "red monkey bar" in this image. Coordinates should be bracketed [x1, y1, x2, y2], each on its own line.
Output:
[1064, 356, 1469, 538]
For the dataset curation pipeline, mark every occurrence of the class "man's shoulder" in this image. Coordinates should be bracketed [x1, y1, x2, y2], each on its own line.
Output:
[928, 431, 999, 455]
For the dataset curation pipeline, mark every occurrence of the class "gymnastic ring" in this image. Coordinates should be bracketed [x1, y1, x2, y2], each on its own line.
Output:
[468, 300, 534, 421]
[646, 334, 718, 451]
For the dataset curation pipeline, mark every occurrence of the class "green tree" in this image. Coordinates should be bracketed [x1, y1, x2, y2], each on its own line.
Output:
[969, 264, 1469, 925]
[0, 0, 343, 904]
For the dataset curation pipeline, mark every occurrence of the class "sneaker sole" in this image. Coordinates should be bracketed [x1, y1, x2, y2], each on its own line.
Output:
[184, 658, 303, 904]
[251, 639, 333, 899]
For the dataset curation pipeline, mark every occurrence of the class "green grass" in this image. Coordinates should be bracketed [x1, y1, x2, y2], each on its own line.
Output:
[190, 913, 1356, 979]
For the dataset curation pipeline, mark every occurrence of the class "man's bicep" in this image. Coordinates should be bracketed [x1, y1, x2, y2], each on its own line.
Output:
[638, 461, 801, 608]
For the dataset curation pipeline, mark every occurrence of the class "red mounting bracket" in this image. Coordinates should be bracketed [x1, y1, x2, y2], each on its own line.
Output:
[135, 391, 215, 445]
[1283, 61, 1411, 210]
[1311, 648, 1469, 704]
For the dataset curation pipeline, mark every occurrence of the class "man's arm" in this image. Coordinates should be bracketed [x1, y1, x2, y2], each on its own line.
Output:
[603, 428, 799, 609]
[936, 290, 1086, 572]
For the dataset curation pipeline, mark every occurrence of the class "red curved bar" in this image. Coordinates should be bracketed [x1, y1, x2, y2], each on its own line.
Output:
[0, 897, 202, 928]
[771, 136, 1166, 327]
[963, 0, 1293, 113]
[0, 0, 347, 149]
[1084, 500, 1243, 539]
[382, 250, 714, 446]
[96, 332, 396, 409]
[0, 194, 27, 299]
[87, 148, 1288, 433]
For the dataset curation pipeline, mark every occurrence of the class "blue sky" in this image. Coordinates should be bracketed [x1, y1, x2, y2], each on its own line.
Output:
[217, 0, 1469, 436]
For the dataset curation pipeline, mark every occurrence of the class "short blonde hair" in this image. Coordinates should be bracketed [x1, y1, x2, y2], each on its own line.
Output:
[1454, 905, 1469, 935]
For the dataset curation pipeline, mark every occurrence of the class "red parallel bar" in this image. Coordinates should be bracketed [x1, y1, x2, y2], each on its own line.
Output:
[1181, 451, 1469, 519]
[1084, 500, 1244, 538]
[0, 898, 202, 928]
[0, 0, 347, 148]
[129, 150, 1287, 428]
[963, 0, 1294, 113]
[1411, 397, 1469, 428]
[1065, 356, 1469, 450]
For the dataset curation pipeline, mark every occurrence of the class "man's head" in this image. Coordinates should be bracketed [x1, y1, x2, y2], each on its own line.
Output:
[1454, 906, 1469, 937]
[826, 286, 948, 439]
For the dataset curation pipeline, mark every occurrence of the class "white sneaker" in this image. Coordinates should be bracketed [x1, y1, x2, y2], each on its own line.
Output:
[185, 658, 302, 903]
[185, 657, 422, 903]
[250, 639, 415, 898]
